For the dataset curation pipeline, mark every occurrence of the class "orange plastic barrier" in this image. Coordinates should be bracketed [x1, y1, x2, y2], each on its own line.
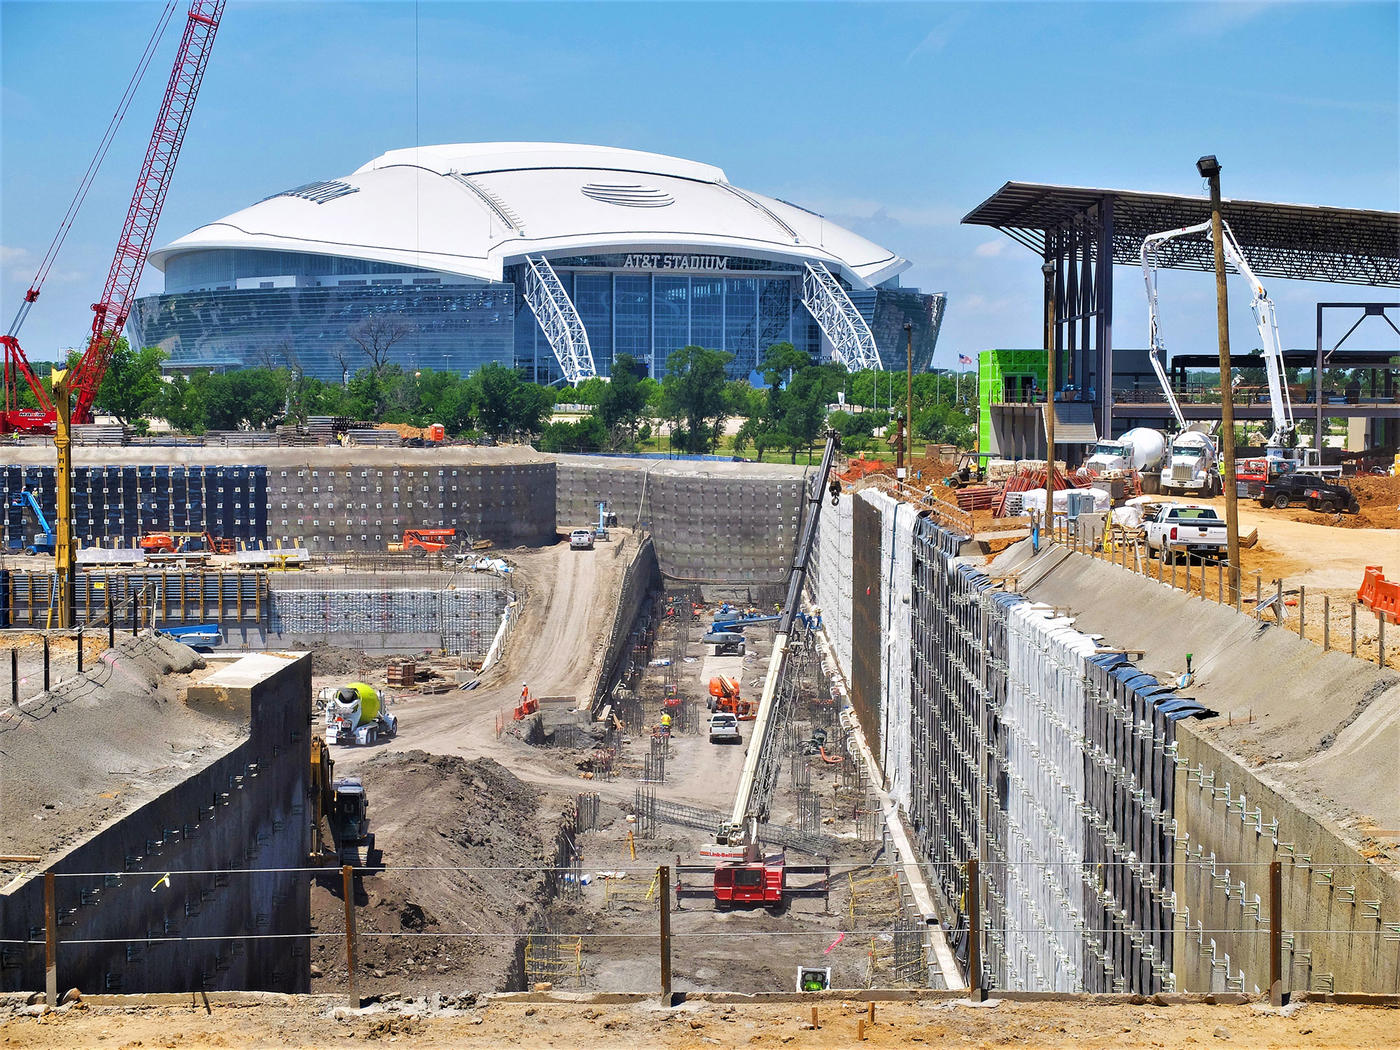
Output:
[1357, 566, 1399, 624]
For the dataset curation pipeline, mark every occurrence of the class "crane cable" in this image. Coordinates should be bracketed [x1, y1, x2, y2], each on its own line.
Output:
[6, 0, 180, 339]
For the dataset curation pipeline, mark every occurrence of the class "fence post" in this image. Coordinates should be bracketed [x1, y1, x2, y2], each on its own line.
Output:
[1269, 860, 1284, 1007]
[658, 865, 672, 1004]
[967, 857, 984, 1001]
[44, 870, 57, 1007]
[342, 865, 359, 1008]
[1323, 595, 1330, 652]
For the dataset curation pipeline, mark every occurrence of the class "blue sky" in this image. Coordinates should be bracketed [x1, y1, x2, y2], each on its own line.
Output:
[3, 0, 1397, 369]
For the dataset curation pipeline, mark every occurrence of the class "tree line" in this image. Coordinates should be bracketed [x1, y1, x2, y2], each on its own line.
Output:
[13, 338, 978, 454]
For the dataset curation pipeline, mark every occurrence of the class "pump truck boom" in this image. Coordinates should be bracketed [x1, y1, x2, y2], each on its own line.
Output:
[685, 430, 842, 908]
[1142, 218, 1296, 453]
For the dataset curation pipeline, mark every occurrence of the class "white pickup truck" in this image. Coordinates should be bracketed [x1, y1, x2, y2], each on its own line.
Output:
[1141, 503, 1229, 560]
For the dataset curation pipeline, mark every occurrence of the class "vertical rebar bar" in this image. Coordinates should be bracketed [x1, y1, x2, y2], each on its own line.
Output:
[1298, 586, 1306, 640]
[76, 628, 84, 673]
[1351, 603, 1358, 657]
[10, 649, 17, 707]
[1323, 595, 1330, 652]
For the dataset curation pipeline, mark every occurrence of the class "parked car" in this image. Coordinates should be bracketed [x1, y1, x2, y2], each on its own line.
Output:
[1258, 473, 1359, 514]
[569, 528, 595, 550]
[708, 712, 741, 744]
[1142, 503, 1229, 560]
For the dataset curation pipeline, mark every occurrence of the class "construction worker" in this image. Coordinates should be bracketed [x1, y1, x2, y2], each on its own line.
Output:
[660, 712, 672, 737]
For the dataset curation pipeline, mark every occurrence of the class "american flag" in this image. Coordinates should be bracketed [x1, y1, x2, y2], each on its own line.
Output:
[958, 354, 973, 365]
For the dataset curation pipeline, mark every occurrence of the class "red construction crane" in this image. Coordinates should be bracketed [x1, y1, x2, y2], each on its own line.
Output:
[1, 0, 225, 433]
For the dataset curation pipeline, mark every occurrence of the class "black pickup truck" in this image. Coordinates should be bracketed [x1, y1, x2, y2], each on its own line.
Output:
[1258, 473, 1359, 514]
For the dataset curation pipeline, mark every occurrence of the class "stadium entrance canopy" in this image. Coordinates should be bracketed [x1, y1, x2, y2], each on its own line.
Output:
[962, 181, 1400, 439]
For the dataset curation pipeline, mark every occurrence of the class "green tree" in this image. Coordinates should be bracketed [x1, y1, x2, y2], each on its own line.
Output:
[91, 340, 166, 429]
[537, 414, 607, 453]
[198, 368, 288, 430]
[468, 363, 553, 437]
[158, 372, 206, 433]
[659, 345, 732, 453]
[595, 353, 649, 448]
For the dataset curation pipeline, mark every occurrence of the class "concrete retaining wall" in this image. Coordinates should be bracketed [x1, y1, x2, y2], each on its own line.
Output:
[591, 536, 661, 711]
[1015, 548, 1400, 996]
[0, 651, 312, 993]
[559, 458, 808, 584]
[266, 572, 509, 657]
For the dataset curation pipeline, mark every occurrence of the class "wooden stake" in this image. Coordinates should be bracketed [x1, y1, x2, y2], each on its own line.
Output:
[857, 1017, 866, 1040]
[1269, 860, 1284, 1007]
[44, 870, 57, 1007]
[811, 1006, 820, 1029]
[968, 857, 984, 1001]
[342, 865, 358, 1008]
[868, 1001, 876, 1023]
[659, 865, 672, 1004]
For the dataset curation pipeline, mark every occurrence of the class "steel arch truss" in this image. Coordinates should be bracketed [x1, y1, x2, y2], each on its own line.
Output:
[521, 255, 597, 384]
[802, 263, 883, 371]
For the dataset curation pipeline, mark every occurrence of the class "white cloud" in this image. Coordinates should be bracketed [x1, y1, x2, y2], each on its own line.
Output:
[973, 239, 1006, 258]
[1, 244, 82, 286]
[793, 194, 964, 231]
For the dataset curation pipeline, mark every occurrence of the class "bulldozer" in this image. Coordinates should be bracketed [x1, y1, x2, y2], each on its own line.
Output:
[310, 736, 381, 870]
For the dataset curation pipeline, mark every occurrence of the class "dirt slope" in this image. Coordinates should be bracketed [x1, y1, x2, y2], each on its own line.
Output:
[4, 995, 1394, 1049]
[331, 533, 633, 777]
[310, 751, 561, 994]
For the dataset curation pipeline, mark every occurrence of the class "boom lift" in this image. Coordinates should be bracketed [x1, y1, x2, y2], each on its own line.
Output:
[9, 491, 56, 556]
[683, 431, 843, 909]
[1, 1, 225, 433]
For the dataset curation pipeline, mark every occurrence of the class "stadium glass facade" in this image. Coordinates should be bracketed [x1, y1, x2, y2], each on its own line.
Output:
[131, 248, 941, 383]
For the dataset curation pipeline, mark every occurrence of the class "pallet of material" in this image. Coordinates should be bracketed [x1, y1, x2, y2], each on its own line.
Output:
[955, 485, 1001, 511]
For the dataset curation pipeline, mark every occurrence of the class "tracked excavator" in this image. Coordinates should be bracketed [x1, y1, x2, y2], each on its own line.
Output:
[680, 430, 843, 909]
[310, 736, 381, 870]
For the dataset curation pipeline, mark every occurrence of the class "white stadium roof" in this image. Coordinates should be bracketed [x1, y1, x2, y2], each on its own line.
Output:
[149, 142, 909, 289]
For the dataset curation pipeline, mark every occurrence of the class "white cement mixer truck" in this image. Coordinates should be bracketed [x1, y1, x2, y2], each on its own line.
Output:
[325, 682, 398, 746]
[1160, 430, 1221, 497]
[1084, 427, 1166, 477]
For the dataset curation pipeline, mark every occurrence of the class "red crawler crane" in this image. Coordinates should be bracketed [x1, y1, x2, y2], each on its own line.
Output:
[1, 0, 224, 433]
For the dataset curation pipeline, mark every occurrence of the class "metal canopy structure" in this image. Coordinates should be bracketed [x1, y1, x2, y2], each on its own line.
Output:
[962, 181, 1400, 439]
[963, 182, 1400, 286]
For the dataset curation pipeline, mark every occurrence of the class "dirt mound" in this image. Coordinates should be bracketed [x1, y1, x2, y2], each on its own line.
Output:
[310, 751, 562, 993]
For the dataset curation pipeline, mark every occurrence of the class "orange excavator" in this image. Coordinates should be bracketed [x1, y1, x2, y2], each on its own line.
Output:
[708, 675, 755, 720]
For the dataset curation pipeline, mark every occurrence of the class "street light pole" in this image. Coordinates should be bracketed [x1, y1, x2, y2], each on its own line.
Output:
[1199, 154, 1241, 604]
[904, 321, 914, 467]
[1042, 260, 1056, 539]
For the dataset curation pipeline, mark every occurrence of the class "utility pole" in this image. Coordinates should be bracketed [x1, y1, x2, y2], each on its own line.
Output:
[904, 321, 914, 468]
[51, 368, 75, 630]
[1042, 260, 1057, 537]
[1199, 155, 1241, 603]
